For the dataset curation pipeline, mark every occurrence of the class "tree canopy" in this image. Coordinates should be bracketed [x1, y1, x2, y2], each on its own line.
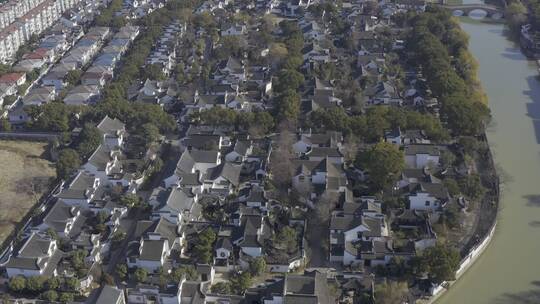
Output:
[356, 142, 404, 190]
[405, 7, 489, 136]
[413, 244, 461, 283]
[193, 228, 216, 264]
[56, 149, 81, 180]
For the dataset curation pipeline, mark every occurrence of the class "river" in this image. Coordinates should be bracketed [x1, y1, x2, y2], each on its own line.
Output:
[436, 18, 540, 304]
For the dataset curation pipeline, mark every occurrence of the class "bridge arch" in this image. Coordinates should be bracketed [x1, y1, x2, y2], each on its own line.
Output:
[439, 4, 504, 19]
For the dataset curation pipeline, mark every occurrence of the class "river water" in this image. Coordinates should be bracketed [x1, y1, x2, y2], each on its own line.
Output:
[437, 19, 540, 304]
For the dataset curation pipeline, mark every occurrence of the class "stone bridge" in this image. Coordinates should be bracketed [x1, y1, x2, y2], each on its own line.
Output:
[440, 4, 504, 19]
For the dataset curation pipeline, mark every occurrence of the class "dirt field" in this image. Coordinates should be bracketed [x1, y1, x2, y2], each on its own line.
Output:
[0, 140, 55, 245]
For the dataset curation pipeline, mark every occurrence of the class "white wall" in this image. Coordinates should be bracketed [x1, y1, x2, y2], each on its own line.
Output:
[405, 154, 439, 169]
[312, 171, 326, 185]
[6, 267, 43, 278]
[409, 193, 439, 211]
[241, 246, 262, 257]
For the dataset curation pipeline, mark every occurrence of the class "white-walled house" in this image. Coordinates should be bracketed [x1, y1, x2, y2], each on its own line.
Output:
[305, 147, 344, 164]
[56, 171, 102, 207]
[5, 233, 62, 277]
[130, 236, 170, 272]
[404, 144, 440, 169]
[37, 200, 82, 238]
[233, 214, 266, 257]
[204, 162, 242, 195]
[221, 24, 246, 36]
[82, 146, 118, 181]
[127, 218, 180, 273]
[191, 150, 221, 172]
[96, 115, 126, 149]
[149, 187, 199, 225]
[225, 140, 252, 163]
[292, 158, 348, 195]
[292, 131, 342, 154]
[408, 182, 449, 212]
[162, 150, 217, 191]
[329, 214, 389, 266]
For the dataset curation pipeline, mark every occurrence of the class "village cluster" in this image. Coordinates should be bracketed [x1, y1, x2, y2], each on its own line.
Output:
[0, 0, 487, 303]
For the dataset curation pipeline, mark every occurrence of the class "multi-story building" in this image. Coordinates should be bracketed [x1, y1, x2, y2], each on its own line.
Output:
[0, 0, 81, 63]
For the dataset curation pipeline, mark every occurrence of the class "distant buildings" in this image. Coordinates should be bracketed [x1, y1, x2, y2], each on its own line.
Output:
[0, 0, 82, 63]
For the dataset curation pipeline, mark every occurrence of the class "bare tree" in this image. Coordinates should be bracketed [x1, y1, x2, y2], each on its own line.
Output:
[315, 191, 338, 223]
[374, 280, 409, 304]
[269, 124, 295, 194]
[342, 135, 360, 165]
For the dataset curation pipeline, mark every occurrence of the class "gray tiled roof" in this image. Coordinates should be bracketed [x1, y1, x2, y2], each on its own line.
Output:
[95, 285, 124, 304]
[205, 162, 242, 187]
[97, 115, 125, 136]
[139, 239, 166, 261]
[57, 171, 98, 200]
[404, 144, 440, 156]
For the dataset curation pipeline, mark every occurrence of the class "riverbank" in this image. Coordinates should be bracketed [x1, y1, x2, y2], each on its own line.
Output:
[412, 14, 502, 303]
[423, 133, 500, 303]
[424, 221, 497, 304]
[436, 19, 540, 303]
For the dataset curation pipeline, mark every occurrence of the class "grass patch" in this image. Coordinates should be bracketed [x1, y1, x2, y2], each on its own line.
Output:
[0, 140, 55, 244]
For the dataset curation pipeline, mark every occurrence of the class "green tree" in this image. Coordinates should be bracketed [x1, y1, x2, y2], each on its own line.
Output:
[97, 211, 108, 224]
[0, 63, 12, 76]
[119, 193, 141, 208]
[64, 277, 79, 291]
[230, 272, 253, 295]
[3, 95, 17, 106]
[116, 264, 128, 280]
[112, 231, 127, 244]
[71, 249, 87, 270]
[143, 64, 166, 81]
[249, 257, 267, 276]
[46, 277, 61, 290]
[506, 2, 527, 34]
[8, 276, 26, 292]
[56, 149, 81, 180]
[27, 103, 72, 132]
[358, 142, 404, 190]
[275, 89, 301, 123]
[65, 70, 82, 86]
[309, 107, 352, 134]
[272, 226, 297, 252]
[193, 228, 216, 264]
[139, 123, 160, 147]
[134, 268, 148, 283]
[459, 174, 485, 201]
[440, 150, 456, 168]
[59, 292, 74, 303]
[41, 290, 59, 302]
[0, 118, 11, 131]
[171, 265, 198, 282]
[444, 178, 460, 197]
[77, 123, 102, 158]
[275, 69, 304, 92]
[26, 275, 46, 293]
[442, 93, 489, 136]
[27, 68, 40, 82]
[364, 108, 391, 142]
[211, 282, 232, 294]
[418, 244, 461, 283]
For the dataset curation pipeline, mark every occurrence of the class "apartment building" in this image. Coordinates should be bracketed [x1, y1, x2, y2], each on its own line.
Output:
[0, 0, 80, 63]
